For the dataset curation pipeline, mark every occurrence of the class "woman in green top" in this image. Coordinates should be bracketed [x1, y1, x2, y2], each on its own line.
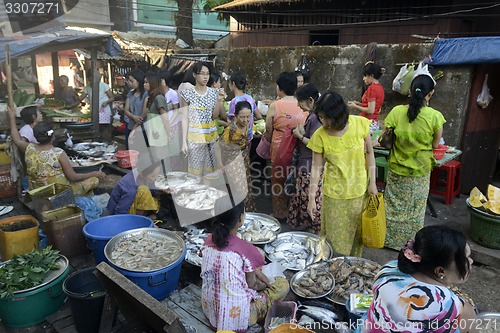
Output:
[383, 75, 446, 250]
[307, 91, 377, 256]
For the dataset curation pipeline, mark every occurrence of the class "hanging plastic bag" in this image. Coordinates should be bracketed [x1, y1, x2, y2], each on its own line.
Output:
[256, 133, 271, 160]
[392, 64, 415, 96]
[477, 74, 493, 109]
[413, 62, 436, 85]
[295, 55, 310, 79]
[362, 193, 386, 248]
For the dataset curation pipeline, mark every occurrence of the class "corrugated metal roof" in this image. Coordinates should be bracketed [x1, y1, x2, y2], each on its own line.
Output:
[213, 0, 305, 10]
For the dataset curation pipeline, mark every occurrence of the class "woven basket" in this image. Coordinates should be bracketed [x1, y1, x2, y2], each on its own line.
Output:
[0, 166, 16, 199]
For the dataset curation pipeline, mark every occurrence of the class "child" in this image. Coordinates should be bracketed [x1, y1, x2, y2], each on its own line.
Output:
[228, 73, 262, 141]
[221, 101, 255, 212]
[201, 197, 289, 333]
[348, 62, 385, 131]
[19, 105, 42, 143]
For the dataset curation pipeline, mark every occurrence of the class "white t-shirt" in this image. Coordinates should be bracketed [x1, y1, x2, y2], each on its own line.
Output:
[165, 88, 181, 126]
[83, 82, 111, 124]
[19, 124, 37, 143]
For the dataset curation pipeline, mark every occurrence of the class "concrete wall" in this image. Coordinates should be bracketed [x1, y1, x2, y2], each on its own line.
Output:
[207, 43, 473, 147]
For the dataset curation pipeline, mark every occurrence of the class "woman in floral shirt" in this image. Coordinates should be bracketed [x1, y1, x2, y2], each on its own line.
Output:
[201, 199, 289, 332]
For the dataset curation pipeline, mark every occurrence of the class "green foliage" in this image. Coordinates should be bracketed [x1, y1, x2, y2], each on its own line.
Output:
[200, 0, 232, 21]
[0, 247, 61, 298]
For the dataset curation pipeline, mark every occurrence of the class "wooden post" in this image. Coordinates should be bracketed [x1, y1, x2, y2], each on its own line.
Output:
[91, 49, 99, 139]
[107, 62, 112, 89]
[5, 44, 13, 109]
[30, 55, 40, 96]
[51, 52, 60, 99]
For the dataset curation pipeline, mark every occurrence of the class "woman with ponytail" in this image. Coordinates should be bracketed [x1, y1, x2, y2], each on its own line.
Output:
[357, 225, 477, 333]
[201, 198, 289, 333]
[383, 75, 446, 250]
[287, 83, 323, 232]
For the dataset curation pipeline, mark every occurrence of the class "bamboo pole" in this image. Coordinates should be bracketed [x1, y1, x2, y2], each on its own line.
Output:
[5, 44, 13, 109]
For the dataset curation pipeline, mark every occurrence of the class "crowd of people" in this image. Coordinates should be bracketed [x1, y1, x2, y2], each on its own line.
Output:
[6, 60, 479, 333]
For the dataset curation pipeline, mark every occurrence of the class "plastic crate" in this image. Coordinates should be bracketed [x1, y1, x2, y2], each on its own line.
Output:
[264, 301, 297, 333]
[28, 183, 75, 213]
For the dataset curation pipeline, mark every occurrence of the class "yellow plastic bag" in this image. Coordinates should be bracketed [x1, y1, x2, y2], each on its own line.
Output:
[362, 193, 386, 248]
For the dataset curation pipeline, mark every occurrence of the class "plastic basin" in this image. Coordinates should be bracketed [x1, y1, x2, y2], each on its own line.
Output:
[82, 215, 154, 265]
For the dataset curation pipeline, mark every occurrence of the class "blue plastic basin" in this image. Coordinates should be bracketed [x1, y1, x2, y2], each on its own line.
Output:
[82, 215, 153, 265]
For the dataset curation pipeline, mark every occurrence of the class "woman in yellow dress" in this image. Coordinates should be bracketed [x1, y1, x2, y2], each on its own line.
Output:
[7, 107, 105, 196]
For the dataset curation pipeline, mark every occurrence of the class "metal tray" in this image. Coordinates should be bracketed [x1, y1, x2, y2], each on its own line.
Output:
[154, 173, 199, 191]
[316, 256, 380, 305]
[264, 231, 333, 271]
[290, 268, 335, 299]
[238, 213, 281, 245]
[104, 228, 185, 272]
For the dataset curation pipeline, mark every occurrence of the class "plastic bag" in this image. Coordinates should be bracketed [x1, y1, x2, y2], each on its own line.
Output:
[256, 133, 271, 160]
[295, 55, 310, 79]
[362, 193, 386, 248]
[262, 261, 286, 283]
[477, 74, 493, 109]
[392, 64, 415, 96]
[413, 62, 436, 86]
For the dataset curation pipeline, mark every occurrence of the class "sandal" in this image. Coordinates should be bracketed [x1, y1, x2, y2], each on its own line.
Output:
[0, 206, 14, 216]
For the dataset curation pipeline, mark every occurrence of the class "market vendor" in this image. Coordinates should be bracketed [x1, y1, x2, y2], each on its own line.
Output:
[58, 75, 79, 106]
[201, 197, 289, 333]
[107, 162, 161, 216]
[7, 106, 105, 196]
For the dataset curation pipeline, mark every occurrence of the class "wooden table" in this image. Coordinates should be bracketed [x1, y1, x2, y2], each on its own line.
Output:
[373, 148, 463, 217]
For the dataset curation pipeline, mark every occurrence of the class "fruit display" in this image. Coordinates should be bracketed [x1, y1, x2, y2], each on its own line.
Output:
[469, 185, 500, 215]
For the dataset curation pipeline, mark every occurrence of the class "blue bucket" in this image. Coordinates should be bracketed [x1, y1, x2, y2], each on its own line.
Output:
[112, 248, 186, 300]
[82, 215, 153, 265]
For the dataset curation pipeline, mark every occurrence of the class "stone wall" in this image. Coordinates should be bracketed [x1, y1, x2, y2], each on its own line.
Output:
[205, 43, 473, 146]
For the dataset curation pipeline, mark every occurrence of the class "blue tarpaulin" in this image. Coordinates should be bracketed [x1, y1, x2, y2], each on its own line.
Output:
[431, 37, 500, 65]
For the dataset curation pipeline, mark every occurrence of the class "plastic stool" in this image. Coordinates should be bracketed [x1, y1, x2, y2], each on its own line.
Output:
[430, 160, 461, 205]
[375, 156, 388, 184]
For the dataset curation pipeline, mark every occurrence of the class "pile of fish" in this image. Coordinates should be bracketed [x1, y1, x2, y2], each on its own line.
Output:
[306, 257, 382, 303]
[297, 301, 339, 327]
[184, 226, 209, 266]
[291, 266, 335, 298]
[155, 172, 199, 191]
[110, 231, 183, 271]
[237, 213, 280, 243]
[264, 232, 330, 270]
[174, 187, 227, 210]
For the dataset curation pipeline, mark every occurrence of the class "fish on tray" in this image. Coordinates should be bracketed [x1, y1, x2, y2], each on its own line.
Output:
[292, 266, 335, 298]
[237, 216, 280, 243]
[264, 233, 329, 270]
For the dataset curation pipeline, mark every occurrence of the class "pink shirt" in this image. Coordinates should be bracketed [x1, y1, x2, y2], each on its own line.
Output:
[201, 234, 265, 332]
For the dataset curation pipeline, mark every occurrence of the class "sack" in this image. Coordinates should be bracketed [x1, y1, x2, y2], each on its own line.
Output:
[274, 126, 297, 177]
[392, 64, 415, 96]
[362, 193, 386, 248]
[477, 74, 493, 109]
[256, 133, 271, 160]
[378, 128, 395, 149]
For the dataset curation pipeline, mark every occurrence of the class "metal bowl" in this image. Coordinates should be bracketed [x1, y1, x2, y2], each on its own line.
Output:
[476, 313, 500, 332]
[264, 231, 333, 271]
[104, 228, 186, 272]
[290, 268, 335, 299]
[321, 256, 381, 305]
[238, 213, 281, 245]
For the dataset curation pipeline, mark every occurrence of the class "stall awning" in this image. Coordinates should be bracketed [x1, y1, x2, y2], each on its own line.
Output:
[431, 37, 500, 65]
[0, 28, 121, 62]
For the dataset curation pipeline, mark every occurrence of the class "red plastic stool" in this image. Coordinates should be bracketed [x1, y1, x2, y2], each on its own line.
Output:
[430, 160, 461, 205]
